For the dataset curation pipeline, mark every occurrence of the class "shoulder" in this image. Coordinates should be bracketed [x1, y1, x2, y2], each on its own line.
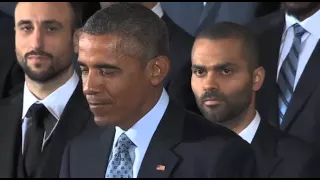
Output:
[183, 110, 252, 150]
[246, 9, 285, 36]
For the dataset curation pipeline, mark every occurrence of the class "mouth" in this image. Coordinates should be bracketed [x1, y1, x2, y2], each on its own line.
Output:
[88, 101, 112, 108]
[202, 98, 221, 106]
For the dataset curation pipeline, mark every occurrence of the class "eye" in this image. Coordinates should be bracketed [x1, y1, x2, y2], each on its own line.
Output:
[221, 68, 232, 75]
[20, 26, 33, 32]
[193, 68, 206, 77]
[47, 27, 58, 32]
[101, 69, 117, 76]
[80, 66, 89, 75]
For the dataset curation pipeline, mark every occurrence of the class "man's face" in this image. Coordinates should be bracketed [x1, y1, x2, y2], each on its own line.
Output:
[15, 2, 74, 83]
[78, 33, 155, 128]
[282, 2, 320, 18]
[191, 38, 254, 124]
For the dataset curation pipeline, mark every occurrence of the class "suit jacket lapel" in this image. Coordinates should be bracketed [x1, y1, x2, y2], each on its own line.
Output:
[281, 41, 320, 129]
[0, 93, 23, 177]
[82, 126, 115, 178]
[251, 121, 282, 177]
[138, 100, 183, 178]
[256, 15, 284, 127]
[38, 82, 92, 177]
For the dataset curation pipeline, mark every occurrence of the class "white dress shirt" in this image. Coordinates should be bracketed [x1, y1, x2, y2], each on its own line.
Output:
[21, 72, 79, 152]
[108, 88, 169, 178]
[152, 2, 164, 18]
[238, 111, 261, 144]
[277, 9, 320, 90]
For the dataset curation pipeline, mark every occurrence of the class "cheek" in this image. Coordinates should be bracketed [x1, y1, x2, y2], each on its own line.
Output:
[191, 77, 202, 97]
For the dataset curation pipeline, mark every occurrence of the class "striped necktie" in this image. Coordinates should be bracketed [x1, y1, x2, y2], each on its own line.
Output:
[278, 23, 306, 124]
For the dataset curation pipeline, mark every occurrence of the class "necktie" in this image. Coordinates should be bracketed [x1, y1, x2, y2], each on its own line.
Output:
[106, 133, 135, 178]
[23, 103, 48, 177]
[278, 24, 306, 124]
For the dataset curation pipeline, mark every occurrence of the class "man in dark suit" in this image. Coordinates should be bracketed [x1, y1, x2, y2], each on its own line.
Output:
[0, 9, 24, 99]
[190, 22, 320, 178]
[247, 2, 320, 149]
[160, 2, 281, 36]
[100, 2, 194, 88]
[59, 3, 257, 178]
[0, 2, 93, 178]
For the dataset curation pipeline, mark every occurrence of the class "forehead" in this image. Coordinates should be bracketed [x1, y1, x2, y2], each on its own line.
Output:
[78, 33, 141, 66]
[14, 2, 72, 24]
[79, 33, 123, 55]
[192, 38, 245, 66]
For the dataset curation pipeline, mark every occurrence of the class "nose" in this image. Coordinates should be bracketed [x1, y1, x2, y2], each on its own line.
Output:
[83, 71, 102, 96]
[203, 72, 219, 91]
[30, 28, 43, 50]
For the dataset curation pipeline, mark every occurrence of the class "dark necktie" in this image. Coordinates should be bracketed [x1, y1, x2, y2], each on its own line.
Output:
[278, 23, 306, 124]
[23, 103, 49, 177]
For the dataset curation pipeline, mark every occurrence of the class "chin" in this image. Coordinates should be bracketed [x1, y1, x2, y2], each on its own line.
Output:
[93, 116, 118, 127]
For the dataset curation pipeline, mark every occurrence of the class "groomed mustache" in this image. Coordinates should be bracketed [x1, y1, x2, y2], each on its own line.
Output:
[200, 89, 224, 101]
[24, 50, 53, 60]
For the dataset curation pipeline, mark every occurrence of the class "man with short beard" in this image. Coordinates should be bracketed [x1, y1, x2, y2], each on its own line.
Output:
[191, 22, 320, 178]
[247, 2, 320, 149]
[0, 2, 93, 178]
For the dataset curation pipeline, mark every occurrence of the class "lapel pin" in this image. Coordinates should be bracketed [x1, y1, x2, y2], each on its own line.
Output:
[156, 165, 166, 171]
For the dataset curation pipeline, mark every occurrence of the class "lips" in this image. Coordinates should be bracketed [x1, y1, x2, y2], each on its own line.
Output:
[202, 98, 221, 106]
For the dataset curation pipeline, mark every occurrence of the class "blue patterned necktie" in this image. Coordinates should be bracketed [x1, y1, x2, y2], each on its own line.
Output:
[278, 23, 307, 124]
[105, 133, 135, 178]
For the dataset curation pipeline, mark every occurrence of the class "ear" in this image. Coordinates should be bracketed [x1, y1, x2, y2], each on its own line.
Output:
[73, 29, 81, 54]
[252, 66, 265, 92]
[145, 56, 170, 86]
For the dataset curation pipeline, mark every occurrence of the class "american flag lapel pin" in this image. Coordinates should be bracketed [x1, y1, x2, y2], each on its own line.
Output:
[156, 165, 166, 171]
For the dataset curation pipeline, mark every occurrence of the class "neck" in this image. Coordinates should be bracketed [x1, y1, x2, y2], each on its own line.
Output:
[119, 87, 163, 131]
[297, 6, 320, 21]
[142, 2, 158, 9]
[223, 100, 256, 134]
[26, 66, 74, 100]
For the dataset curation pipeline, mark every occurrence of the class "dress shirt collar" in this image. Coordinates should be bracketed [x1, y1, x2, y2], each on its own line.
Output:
[22, 71, 79, 120]
[285, 9, 320, 39]
[113, 88, 169, 151]
[152, 2, 164, 18]
[238, 111, 261, 144]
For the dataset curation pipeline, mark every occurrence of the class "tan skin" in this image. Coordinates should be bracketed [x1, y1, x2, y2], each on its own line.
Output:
[78, 33, 169, 130]
[191, 38, 265, 134]
[14, 2, 75, 100]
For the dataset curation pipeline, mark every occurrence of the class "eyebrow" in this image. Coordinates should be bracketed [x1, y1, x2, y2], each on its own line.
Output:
[78, 61, 121, 70]
[191, 62, 236, 70]
[17, 20, 63, 28]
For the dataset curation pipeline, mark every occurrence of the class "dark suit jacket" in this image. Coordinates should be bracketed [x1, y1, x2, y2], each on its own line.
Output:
[60, 100, 257, 178]
[0, 11, 25, 100]
[0, 82, 93, 178]
[162, 13, 194, 88]
[252, 120, 320, 178]
[161, 2, 280, 36]
[248, 10, 320, 149]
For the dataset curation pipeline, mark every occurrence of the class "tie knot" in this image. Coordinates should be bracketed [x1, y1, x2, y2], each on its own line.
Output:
[293, 23, 306, 39]
[28, 103, 48, 125]
[115, 133, 134, 151]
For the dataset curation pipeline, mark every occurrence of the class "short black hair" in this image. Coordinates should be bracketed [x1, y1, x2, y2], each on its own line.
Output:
[81, 2, 169, 63]
[15, 2, 83, 30]
[197, 22, 259, 72]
